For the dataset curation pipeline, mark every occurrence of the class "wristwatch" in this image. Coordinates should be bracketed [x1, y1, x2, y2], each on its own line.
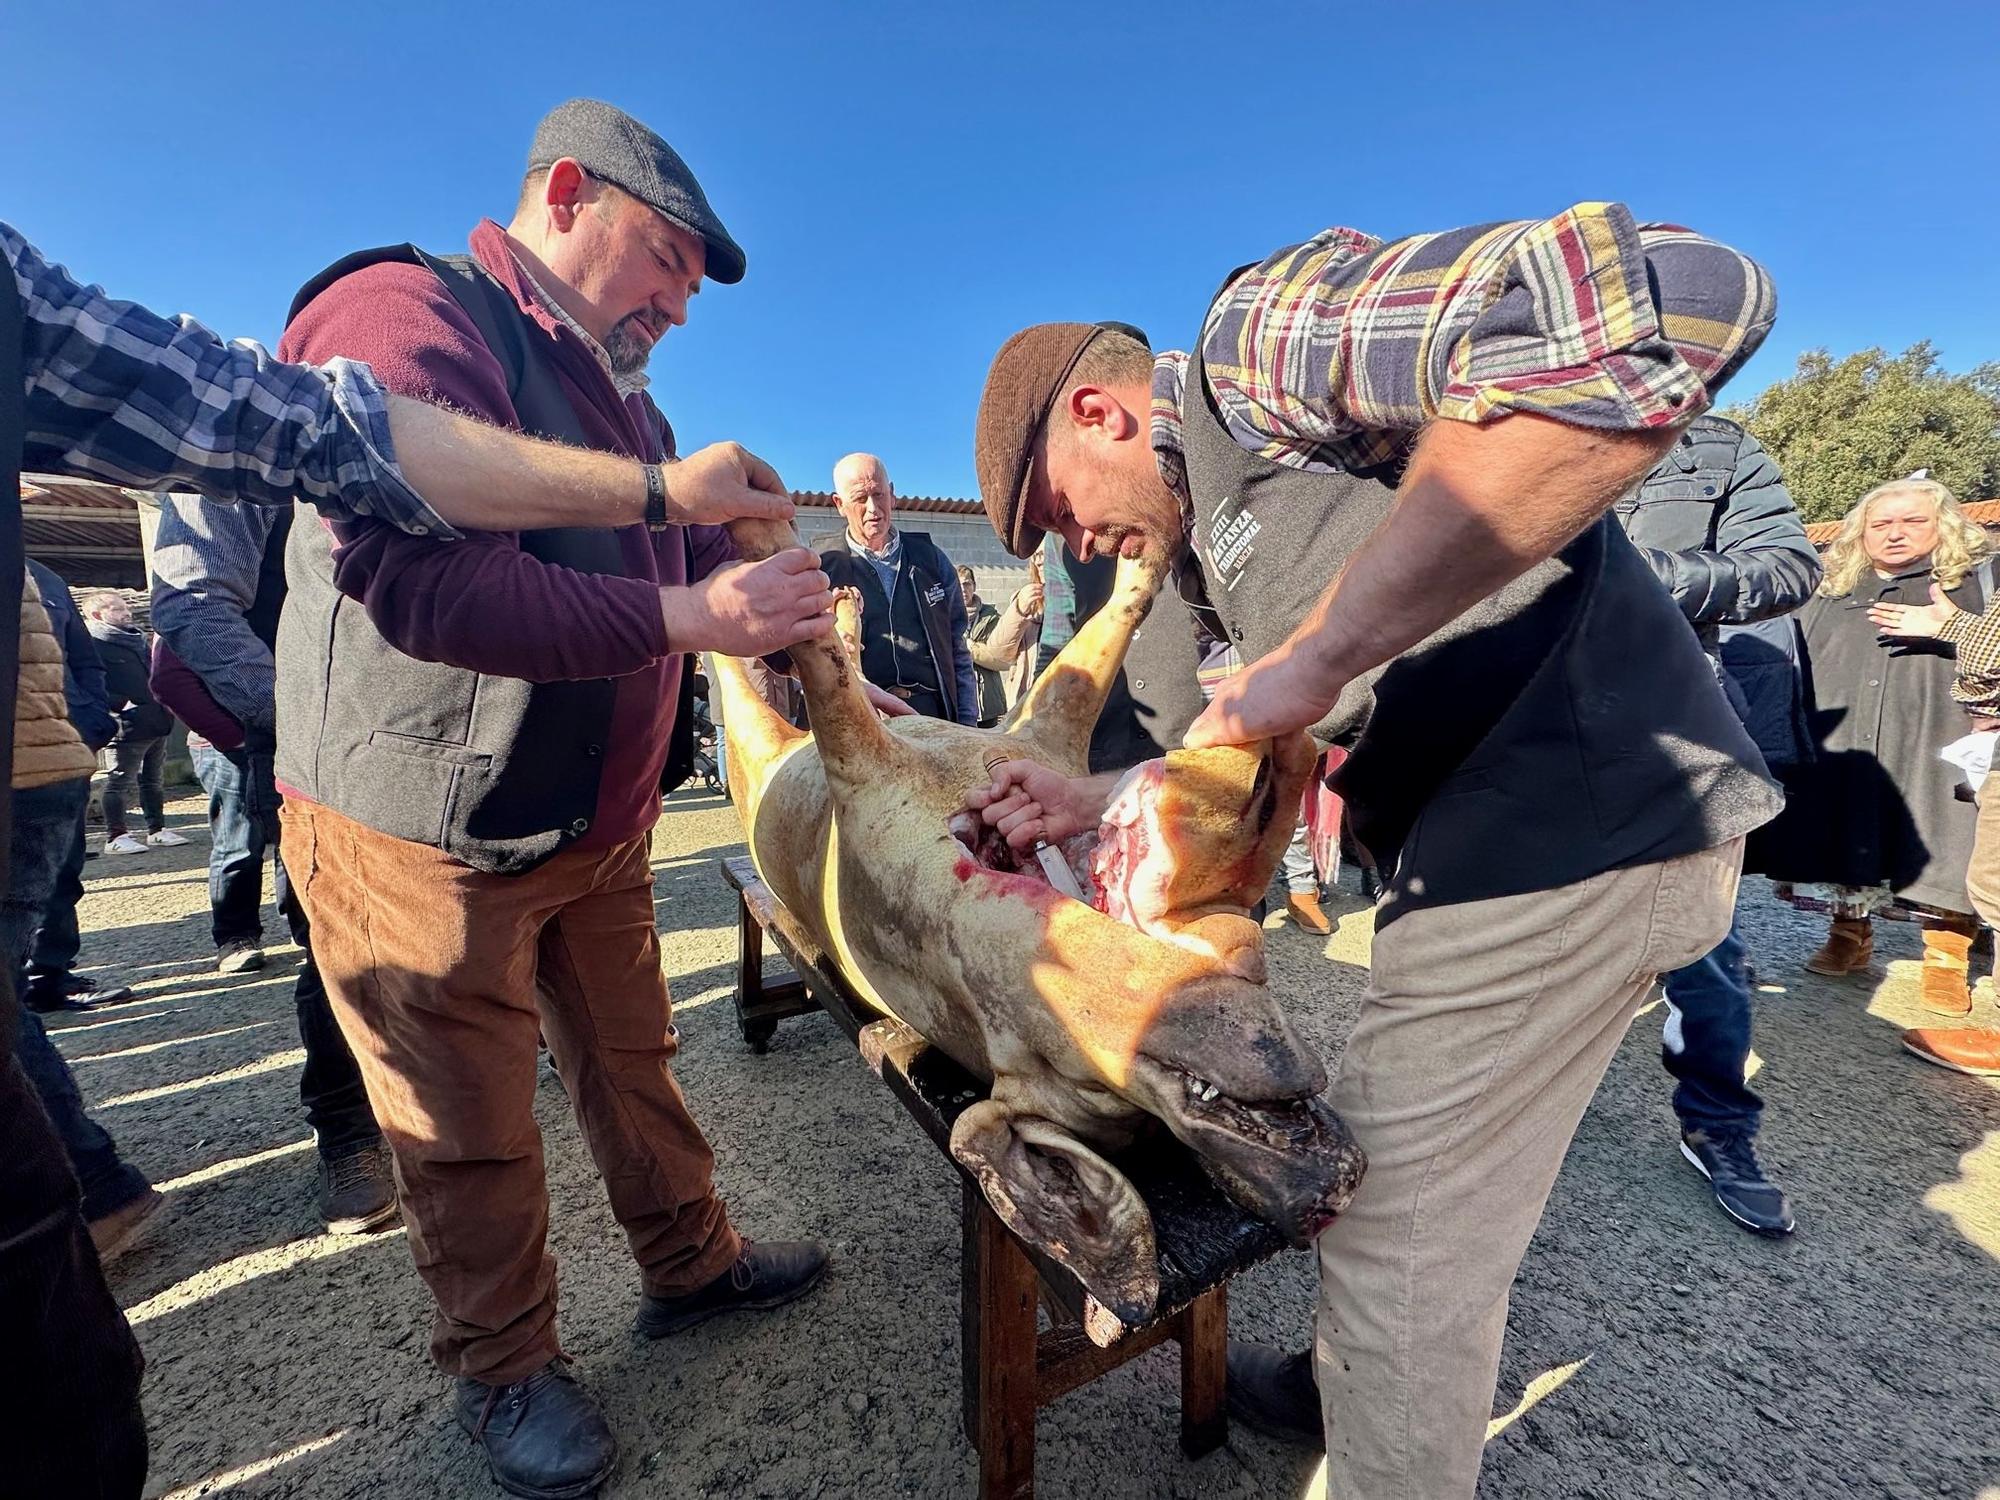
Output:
[643, 462, 669, 532]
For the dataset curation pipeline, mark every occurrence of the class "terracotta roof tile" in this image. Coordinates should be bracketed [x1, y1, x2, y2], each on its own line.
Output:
[791, 490, 981, 515]
[1804, 497, 2000, 546]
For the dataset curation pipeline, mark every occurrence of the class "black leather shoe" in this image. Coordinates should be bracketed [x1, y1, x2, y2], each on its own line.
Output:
[1226, 1342, 1322, 1445]
[26, 973, 136, 1013]
[454, 1360, 616, 1500]
[634, 1239, 828, 1339]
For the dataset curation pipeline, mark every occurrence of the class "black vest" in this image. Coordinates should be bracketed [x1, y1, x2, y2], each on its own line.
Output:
[277, 245, 690, 875]
[244, 507, 291, 653]
[821, 531, 969, 723]
[1044, 546, 1206, 773]
[1180, 333, 1780, 921]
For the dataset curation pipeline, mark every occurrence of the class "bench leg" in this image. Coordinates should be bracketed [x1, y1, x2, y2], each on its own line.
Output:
[734, 896, 776, 1052]
[962, 1178, 1038, 1499]
[1177, 1286, 1228, 1458]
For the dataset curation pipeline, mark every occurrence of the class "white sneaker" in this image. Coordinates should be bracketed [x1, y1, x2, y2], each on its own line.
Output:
[104, 833, 148, 855]
[146, 829, 190, 847]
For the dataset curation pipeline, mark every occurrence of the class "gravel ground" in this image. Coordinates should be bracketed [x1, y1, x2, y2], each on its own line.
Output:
[46, 787, 2000, 1499]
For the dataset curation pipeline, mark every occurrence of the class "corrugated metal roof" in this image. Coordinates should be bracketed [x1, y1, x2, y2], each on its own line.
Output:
[20, 474, 150, 587]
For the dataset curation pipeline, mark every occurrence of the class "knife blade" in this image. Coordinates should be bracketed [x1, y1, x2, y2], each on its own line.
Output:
[983, 748, 1087, 902]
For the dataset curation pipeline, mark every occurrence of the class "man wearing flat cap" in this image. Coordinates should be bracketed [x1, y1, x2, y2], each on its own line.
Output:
[968, 207, 1784, 1499]
[278, 99, 833, 1497]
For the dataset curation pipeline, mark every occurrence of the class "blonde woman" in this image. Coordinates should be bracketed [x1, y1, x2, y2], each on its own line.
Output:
[1751, 477, 1994, 1008]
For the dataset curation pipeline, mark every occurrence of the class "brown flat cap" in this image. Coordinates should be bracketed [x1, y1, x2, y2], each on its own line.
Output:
[975, 323, 1103, 558]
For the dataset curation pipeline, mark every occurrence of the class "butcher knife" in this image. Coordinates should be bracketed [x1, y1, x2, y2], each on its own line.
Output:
[982, 750, 1087, 901]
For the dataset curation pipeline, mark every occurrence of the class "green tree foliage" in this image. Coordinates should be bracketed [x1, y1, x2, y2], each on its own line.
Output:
[1721, 343, 2000, 523]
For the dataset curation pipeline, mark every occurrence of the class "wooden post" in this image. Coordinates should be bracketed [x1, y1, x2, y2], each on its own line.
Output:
[736, 891, 764, 1013]
[1176, 1287, 1228, 1458]
[965, 1179, 1040, 1499]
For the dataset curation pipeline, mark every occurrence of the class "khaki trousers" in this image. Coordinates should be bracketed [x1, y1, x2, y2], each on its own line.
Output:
[282, 801, 741, 1385]
[1965, 782, 2000, 930]
[1314, 839, 1742, 1499]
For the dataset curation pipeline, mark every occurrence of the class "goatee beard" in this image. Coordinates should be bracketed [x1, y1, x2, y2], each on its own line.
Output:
[604, 317, 653, 377]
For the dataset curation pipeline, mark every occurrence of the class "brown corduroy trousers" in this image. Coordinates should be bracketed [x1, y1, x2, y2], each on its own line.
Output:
[282, 800, 741, 1384]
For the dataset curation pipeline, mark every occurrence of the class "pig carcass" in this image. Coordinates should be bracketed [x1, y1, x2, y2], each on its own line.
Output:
[711, 520, 1365, 1326]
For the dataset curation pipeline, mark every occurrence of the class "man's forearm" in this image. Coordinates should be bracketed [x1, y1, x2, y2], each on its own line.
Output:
[1287, 413, 1679, 690]
[386, 396, 647, 532]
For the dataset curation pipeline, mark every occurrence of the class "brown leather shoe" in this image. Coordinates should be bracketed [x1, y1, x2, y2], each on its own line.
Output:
[1803, 916, 1873, 976]
[1902, 1024, 2000, 1077]
[88, 1186, 165, 1265]
[1919, 929, 1975, 1015]
[1285, 892, 1332, 936]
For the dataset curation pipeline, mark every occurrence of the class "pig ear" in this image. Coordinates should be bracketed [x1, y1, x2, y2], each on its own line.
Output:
[1005, 551, 1168, 769]
[949, 1100, 1159, 1325]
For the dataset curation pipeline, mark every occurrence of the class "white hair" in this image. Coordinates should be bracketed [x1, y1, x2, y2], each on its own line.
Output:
[832, 452, 889, 498]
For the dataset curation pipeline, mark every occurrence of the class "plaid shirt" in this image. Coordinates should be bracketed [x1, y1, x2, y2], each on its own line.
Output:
[1940, 601, 2000, 712]
[1151, 202, 1776, 497]
[7, 221, 457, 539]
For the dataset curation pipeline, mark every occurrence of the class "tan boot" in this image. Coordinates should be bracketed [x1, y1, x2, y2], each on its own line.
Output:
[1286, 891, 1333, 936]
[1803, 916, 1873, 976]
[1920, 928, 1974, 1015]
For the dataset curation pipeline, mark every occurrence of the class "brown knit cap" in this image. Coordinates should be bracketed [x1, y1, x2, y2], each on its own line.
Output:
[974, 323, 1102, 558]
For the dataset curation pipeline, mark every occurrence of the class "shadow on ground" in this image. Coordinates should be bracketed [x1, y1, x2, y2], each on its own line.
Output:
[51, 794, 2000, 1498]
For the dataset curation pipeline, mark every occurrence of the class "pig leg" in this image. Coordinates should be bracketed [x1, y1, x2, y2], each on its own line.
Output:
[950, 1097, 1159, 1325]
[706, 652, 806, 814]
[723, 517, 911, 800]
[1005, 550, 1169, 771]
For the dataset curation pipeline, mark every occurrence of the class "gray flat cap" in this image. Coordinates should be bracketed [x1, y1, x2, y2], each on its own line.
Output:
[528, 98, 745, 284]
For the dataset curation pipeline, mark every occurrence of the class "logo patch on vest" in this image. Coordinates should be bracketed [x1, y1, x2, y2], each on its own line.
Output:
[924, 582, 948, 606]
[1203, 493, 1262, 593]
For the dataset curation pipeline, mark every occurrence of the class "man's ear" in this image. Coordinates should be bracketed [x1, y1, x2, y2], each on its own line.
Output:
[543, 158, 588, 231]
[949, 1099, 1159, 1325]
[1064, 385, 1141, 443]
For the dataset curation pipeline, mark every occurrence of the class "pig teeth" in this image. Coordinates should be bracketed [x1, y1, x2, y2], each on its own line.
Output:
[1199, 1084, 1220, 1103]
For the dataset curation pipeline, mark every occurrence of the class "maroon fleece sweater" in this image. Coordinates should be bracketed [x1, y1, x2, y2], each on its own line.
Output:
[278, 219, 735, 853]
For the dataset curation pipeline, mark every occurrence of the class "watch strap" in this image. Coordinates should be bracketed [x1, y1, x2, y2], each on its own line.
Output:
[643, 463, 669, 531]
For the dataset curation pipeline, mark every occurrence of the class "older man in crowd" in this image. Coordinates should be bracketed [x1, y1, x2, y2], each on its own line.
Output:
[969, 206, 1780, 1499]
[819, 452, 977, 722]
[276, 100, 836, 1498]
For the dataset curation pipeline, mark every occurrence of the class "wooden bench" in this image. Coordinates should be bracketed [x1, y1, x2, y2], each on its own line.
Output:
[720, 855, 1290, 1499]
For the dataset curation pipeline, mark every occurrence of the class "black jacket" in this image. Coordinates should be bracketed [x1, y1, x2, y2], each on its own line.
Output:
[1615, 415, 1820, 770]
[85, 621, 172, 742]
[28, 561, 116, 751]
[1615, 416, 1821, 657]
[1750, 560, 1991, 913]
[1616, 420, 1824, 660]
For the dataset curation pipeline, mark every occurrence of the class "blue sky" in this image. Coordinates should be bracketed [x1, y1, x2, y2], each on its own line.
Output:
[6, 1, 1995, 498]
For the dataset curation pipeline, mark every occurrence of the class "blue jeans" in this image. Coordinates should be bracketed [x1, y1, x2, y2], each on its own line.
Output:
[192, 745, 378, 1157]
[1659, 919, 1764, 1134]
[26, 796, 86, 982]
[8, 778, 149, 1220]
[194, 743, 269, 948]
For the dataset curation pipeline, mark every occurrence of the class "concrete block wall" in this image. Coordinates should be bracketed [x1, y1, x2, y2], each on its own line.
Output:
[798, 506, 1032, 601]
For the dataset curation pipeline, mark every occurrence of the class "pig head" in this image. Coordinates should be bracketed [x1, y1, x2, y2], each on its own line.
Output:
[712, 518, 1365, 1328]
